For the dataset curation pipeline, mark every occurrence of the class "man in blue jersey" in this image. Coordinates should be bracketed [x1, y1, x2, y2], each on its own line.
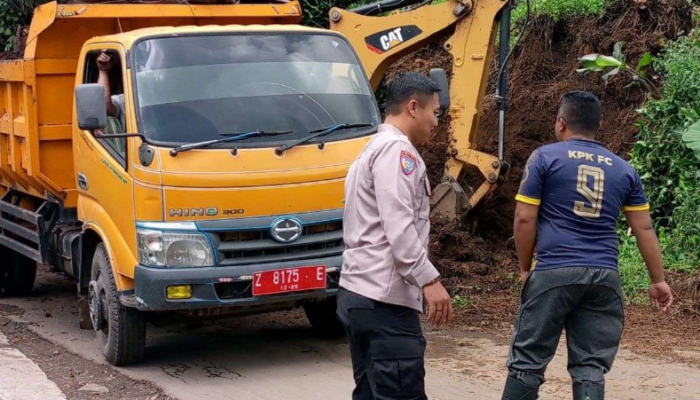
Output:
[500, 92, 673, 400]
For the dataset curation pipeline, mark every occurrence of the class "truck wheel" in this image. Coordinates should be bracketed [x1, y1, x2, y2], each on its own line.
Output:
[90, 243, 146, 365]
[1, 252, 37, 296]
[303, 297, 345, 338]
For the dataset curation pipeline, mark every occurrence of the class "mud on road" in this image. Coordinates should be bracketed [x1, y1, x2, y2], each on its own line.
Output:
[0, 303, 171, 400]
[0, 267, 698, 400]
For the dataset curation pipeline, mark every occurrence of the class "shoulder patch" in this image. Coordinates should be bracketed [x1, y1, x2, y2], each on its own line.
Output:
[400, 150, 417, 175]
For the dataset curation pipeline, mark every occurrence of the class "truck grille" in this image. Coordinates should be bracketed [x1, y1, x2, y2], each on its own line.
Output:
[211, 221, 344, 266]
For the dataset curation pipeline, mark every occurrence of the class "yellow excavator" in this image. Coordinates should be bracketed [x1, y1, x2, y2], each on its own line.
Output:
[332, 0, 530, 221]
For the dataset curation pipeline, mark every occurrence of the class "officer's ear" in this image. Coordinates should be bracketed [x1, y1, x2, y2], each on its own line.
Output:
[407, 99, 419, 118]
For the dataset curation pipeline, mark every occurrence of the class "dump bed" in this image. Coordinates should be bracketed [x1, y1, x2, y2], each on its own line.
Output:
[0, 1, 302, 207]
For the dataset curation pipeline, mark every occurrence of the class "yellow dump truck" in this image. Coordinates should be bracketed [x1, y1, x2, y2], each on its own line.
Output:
[0, 1, 384, 365]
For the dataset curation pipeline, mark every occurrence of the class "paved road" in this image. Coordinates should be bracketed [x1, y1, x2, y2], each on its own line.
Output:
[0, 330, 66, 400]
[1, 269, 699, 400]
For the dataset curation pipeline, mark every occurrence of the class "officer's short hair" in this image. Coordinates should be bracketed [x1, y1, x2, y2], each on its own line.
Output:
[558, 91, 602, 136]
[384, 72, 440, 116]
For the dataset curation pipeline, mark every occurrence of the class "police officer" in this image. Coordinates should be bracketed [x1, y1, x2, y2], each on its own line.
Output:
[337, 72, 453, 400]
[501, 91, 674, 400]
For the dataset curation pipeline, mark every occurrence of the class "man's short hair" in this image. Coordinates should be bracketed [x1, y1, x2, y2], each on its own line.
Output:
[558, 91, 602, 136]
[384, 72, 440, 116]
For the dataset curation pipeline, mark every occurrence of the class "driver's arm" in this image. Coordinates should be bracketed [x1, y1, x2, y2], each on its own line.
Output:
[96, 52, 118, 117]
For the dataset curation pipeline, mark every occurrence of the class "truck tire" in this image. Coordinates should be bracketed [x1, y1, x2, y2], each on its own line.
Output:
[91, 243, 146, 365]
[0, 252, 37, 296]
[303, 297, 345, 338]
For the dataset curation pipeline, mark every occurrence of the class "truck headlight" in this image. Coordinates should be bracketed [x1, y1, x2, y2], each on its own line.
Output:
[137, 229, 214, 267]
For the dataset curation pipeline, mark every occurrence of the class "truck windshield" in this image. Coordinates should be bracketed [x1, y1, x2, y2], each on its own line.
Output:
[132, 33, 380, 146]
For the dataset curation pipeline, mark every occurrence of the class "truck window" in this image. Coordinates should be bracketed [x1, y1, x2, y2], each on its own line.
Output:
[84, 50, 127, 163]
[131, 33, 381, 147]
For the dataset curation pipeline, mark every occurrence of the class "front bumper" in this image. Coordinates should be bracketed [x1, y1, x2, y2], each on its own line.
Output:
[126, 255, 342, 311]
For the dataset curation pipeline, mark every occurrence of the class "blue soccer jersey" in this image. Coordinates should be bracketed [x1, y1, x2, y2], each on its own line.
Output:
[516, 138, 649, 270]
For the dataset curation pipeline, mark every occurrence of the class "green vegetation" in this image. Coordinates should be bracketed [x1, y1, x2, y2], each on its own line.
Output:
[302, 0, 613, 28]
[0, 0, 51, 53]
[512, 0, 610, 24]
[577, 41, 655, 93]
[452, 294, 472, 309]
[0, 1, 23, 52]
[300, 0, 369, 27]
[618, 30, 700, 299]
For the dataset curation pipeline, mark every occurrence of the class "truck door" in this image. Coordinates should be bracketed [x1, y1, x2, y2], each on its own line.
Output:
[74, 45, 138, 286]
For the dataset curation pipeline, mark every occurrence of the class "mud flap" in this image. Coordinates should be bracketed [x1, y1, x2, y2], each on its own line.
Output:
[78, 296, 93, 330]
[370, 338, 427, 400]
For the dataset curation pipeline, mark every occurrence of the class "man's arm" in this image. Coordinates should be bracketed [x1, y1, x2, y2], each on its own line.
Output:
[96, 52, 118, 117]
[513, 149, 545, 283]
[514, 202, 539, 283]
[624, 209, 673, 312]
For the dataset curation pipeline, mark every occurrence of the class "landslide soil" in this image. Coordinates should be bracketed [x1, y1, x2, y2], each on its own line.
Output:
[387, 0, 700, 362]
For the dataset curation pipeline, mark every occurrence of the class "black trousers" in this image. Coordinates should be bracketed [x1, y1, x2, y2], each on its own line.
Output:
[336, 288, 428, 400]
[507, 267, 625, 387]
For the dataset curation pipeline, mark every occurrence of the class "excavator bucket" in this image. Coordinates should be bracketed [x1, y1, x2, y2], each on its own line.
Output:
[430, 176, 470, 220]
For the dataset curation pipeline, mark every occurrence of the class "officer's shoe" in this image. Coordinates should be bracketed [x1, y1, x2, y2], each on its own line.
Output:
[502, 376, 539, 400]
[572, 381, 604, 400]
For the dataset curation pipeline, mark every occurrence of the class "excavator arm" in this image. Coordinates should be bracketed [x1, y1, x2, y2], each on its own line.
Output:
[330, 0, 514, 221]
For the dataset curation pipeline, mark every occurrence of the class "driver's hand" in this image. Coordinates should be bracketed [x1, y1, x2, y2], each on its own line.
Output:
[97, 51, 115, 72]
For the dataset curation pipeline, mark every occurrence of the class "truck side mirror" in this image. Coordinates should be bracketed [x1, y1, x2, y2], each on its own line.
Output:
[429, 68, 450, 111]
[75, 84, 107, 131]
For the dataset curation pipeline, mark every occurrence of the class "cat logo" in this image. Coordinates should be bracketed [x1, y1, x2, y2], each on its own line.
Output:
[365, 25, 423, 55]
[380, 28, 405, 51]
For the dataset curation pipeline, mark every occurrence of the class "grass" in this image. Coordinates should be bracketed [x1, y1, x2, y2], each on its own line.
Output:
[452, 294, 472, 309]
[619, 228, 700, 303]
[618, 236, 651, 303]
[512, 0, 610, 23]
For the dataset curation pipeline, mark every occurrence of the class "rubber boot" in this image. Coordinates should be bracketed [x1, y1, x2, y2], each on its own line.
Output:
[572, 381, 604, 400]
[502, 376, 540, 400]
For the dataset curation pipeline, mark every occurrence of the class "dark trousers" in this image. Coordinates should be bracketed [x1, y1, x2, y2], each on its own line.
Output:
[336, 288, 428, 400]
[507, 267, 625, 387]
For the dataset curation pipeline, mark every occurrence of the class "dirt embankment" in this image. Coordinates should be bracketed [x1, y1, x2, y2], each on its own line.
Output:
[387, 0, 699, 348]
[388, 0, 693, 291]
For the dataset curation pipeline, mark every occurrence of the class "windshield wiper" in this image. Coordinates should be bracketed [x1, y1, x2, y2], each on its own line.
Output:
[275, 123, 374, 154]
[169, 130, 292, 156]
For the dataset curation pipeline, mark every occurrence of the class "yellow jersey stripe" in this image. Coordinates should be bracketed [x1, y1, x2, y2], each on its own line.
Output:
[515, 194, 541, 206]
[622, 203, 650, 212]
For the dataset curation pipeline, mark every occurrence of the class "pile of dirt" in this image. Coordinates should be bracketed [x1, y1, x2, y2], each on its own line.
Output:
[448, 270, 700, 368]
[624, 272, 700, 367]
[387, 0, 695, 298]
[474, 0, 693, 244]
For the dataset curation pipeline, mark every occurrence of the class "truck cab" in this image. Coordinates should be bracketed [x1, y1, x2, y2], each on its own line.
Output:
[0, 2, 379, 365]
